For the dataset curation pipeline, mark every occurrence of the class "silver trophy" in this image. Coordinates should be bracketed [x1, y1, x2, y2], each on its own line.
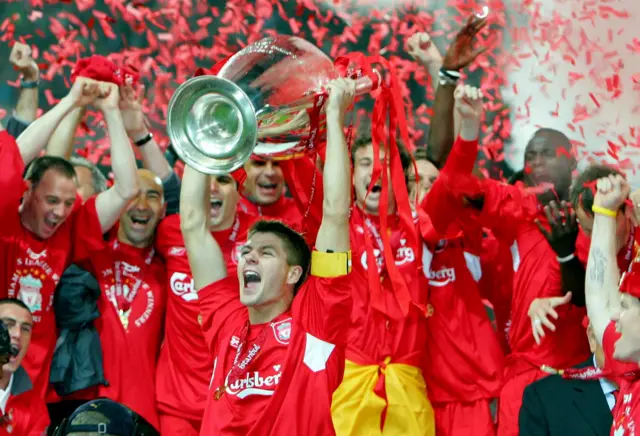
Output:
[166, 35, 379, 175]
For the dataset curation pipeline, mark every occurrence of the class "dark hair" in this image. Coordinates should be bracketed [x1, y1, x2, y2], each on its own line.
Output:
[569, 164, 623, 215]
[24, 156, 76, 188]
[0, 298, 32, 313]
[526, 128, 572, 152]
[351, 135, 413, 184]
[248, 220, 312, 294]
[412, 147, 439, 168]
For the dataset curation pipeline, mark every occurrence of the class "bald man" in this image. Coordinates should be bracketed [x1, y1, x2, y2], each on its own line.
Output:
[56, 169, 167, 435]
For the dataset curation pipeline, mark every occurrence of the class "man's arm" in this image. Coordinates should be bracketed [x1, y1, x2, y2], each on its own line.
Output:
[314, 78, 354, 255]
[519, 384, 550, 436]
[16, 78, 99, 165]
[46, 107, 84, 159]
[180, 164, 226, 290]
[93, 84, 140, 233]
[9, 42, 39, 124]
[586, 175, 628, 344]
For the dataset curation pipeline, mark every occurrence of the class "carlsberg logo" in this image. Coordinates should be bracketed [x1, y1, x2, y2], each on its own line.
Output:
[228, 371, 282, 392]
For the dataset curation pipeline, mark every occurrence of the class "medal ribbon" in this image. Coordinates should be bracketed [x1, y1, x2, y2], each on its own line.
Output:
[111, 240, 155, 317]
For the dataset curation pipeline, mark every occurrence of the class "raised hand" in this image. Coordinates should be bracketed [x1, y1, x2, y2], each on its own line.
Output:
[407, 32, 443, 69]
[10, 42, 39, 81]
[594, 174, 630, 213]
[325, 78, 356, 121]
[454, 84, 483, 120]
[535, 200, 578, 258]
[66, 77, 101, 108]
[119, 84, 148, 139]
[93, 82, 120, 112]
[529, 293, 573, 345]
[442, 15, 488, 71]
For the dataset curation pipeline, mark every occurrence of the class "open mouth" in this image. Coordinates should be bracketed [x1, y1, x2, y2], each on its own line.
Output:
[44, 217, 60, 232]
[242, 270, 262, 293]
[130, 215, 151, 229]
[370, 185, 382, 194]
[210, 199, 223, 216]
[9, 343, 19, 361]
[257, 182, 278, 195]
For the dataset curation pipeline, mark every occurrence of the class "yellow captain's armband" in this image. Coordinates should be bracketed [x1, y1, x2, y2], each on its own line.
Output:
[310, 251, 352, 278]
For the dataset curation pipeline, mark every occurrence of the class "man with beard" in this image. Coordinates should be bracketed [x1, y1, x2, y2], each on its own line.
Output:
[0, 78, 140, 400]
[0, 298, 49, 434]
[427, 128, 591, 436]
[180, 78, 353, 435]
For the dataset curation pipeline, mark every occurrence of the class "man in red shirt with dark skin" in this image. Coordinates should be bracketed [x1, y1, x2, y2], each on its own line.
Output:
[430, 128, 591, 436]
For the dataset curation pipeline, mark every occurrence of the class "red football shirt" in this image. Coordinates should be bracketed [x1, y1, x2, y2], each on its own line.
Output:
[238, 195, 303, 231]
[198, 271, 352, 436]
[421, 228, 504, 403]
[0, 369, 49, 435]
[602, 321, 640, 436]
[74, 239, 167, 429]
[0, 131, 104, 398]
[154, 212, 250, 423]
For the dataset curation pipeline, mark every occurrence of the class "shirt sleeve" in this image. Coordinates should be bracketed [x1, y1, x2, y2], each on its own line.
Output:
[70, 196, 108, 265]
[26, 396, 50, 435]
[0, 130, 26, 212]
[5, 115, 30, 139]
[154, 214, 181, 258]
[198, 276, 245, 353]
[292, 251, 352, 345]
[161, 171, 181, 217]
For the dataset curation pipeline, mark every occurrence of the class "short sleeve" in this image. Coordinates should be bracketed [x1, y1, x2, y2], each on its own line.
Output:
[154, 214, 181, 258]
[70, 196, 107, 264]
[603, 321, 639, 379]
[198, 276, 245, 352]
[27, 397, 50, 435]
[292, 254, 352, 345]
[0, 130, 26, 212]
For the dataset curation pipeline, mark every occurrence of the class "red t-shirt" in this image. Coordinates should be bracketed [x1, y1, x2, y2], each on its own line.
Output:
[238, 195, 303, 232]
[421, 228, 504, 403]
[0, 371, 49, 435]
[602, 321, 640, 436]
[474, 181, 591, 371]
[0, 131, 104, 398]
[74, 239, 167, 430]
[346, 207, 428, 367]
[198, 271, 352, 436]
[154, 212, 250, 422]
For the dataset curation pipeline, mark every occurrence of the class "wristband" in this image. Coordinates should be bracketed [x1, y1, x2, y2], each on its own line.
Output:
[20, 79, 39, 89]
[438, 69, 460, 86]
[592, 205, 617, 218]
[134, 132, 153, 147]
[556, 253, 575, 264]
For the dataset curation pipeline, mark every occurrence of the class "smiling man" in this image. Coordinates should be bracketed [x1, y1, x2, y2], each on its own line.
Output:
[0, 298, 49, 434]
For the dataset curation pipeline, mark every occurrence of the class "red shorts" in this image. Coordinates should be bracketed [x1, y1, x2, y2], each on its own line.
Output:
[159, 413, 200, 436]
[497, 368, 547, 436]
[434, 399, 495, 436]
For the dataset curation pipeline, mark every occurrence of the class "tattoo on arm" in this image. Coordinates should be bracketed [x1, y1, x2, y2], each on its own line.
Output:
[589, 247, 607, 286]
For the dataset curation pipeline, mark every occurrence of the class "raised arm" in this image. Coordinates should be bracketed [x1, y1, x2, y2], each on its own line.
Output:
[46, 107, 84, 159]
[314, 78, 354, 253]
[9, 42, 39, 124]
[585, 174, 628, 344]
[180, 165, 226, 290]
[93, 84, 140, 233]
[17, 78, 100, 165]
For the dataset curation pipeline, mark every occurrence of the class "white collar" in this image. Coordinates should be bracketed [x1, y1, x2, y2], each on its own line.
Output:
[0, 374, 14, 414]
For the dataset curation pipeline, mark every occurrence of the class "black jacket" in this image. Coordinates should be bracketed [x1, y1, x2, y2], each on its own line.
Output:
[519, 357, 613, 436]
[49, 264, 106, 396]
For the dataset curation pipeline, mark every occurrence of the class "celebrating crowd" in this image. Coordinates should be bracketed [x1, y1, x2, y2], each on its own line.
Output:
[0, 12, 638, 436]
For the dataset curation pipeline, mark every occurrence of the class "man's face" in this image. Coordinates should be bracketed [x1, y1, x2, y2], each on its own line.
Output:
[237, 232, 301, 308]
[209, 174, 239, 230]
[74, 166, 96, 202]
[243, 159, 285, 206]
[409, 159, 440, 204]
[0, 304, 33, 374]
[523, 132, 574, 193]
[352, 144, 396, 215]
[576, 204, 631, 252]
[23, 169, 77, 239]
[119, 170, 165, 247]
[612, 294, 640, 363]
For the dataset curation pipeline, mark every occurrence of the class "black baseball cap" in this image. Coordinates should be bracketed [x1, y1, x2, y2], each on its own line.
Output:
[65, 399, 135, 435]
